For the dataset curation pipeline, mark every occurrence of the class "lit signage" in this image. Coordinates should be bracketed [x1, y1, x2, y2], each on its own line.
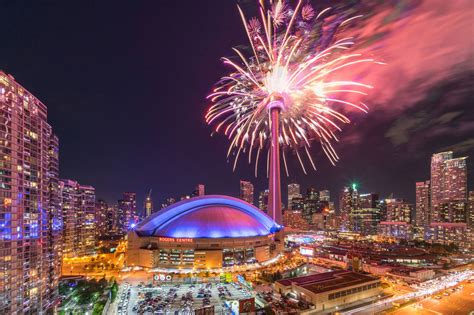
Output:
[153, 274, 172, 282]
[300, 246, 314, 256]
[158, 237, 193, 243]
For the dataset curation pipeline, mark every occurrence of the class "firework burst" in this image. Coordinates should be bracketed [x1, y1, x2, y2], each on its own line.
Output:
[206, 0, 381, 177]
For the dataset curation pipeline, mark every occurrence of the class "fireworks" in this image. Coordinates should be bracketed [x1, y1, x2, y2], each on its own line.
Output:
[206, 0, 380, 176]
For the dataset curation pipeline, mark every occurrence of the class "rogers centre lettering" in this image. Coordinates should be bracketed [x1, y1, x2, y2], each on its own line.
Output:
[158, 237, 193, 243]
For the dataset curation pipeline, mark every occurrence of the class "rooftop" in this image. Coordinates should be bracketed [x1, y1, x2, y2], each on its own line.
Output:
[135, 195, 281, 238]
[276, 270, 379, 294]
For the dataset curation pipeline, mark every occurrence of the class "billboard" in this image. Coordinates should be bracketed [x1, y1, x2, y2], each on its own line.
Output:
[300, 246, 314, 256]
[239, 298, 256, 313]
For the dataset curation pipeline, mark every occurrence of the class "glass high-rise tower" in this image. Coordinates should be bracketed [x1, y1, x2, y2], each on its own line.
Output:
[239, 180, 254, 205]
[0, 71, 60, 313]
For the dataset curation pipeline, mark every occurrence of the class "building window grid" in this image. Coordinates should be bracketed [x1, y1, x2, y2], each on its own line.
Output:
[328, 282, 379, 300]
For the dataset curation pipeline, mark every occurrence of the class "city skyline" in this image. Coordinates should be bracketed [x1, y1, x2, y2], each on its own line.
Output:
[0, 1, 472, 207]
[0, 1, 472, 314]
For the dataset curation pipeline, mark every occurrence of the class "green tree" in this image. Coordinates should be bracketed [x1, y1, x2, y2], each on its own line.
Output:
[110, 281, 119, 302]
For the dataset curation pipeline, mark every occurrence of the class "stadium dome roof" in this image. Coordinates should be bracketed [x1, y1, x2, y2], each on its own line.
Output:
[135, 195, 280, 238]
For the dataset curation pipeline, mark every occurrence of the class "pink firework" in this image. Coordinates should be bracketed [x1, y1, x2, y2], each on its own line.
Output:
[206, 0, 381, 176]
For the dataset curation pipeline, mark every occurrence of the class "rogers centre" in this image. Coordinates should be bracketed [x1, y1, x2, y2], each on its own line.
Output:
[127, 195, 283, 270]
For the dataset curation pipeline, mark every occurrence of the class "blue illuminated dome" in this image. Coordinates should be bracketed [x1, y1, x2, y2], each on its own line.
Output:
[135, 195, 281, 238]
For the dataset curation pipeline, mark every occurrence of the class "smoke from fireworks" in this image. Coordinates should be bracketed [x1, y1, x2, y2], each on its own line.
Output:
[206, 0, 381, 176]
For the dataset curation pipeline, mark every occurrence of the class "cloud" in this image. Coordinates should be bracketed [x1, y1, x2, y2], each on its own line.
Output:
[440, 138, 474, 154]
[385, 114, 426, 145]
[347, 0, 474, 113]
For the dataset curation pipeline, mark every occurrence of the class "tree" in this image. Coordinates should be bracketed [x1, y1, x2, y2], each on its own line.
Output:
[110, 281, 119, 302]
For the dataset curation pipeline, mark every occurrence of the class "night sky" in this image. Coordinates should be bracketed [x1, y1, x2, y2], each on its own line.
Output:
[1, 1, 473, 211]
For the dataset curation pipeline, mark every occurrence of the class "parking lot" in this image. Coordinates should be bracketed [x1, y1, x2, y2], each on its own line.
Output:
[116, 282, 253, 314]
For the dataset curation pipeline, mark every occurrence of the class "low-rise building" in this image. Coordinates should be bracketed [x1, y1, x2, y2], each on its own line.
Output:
[409, 269, 435, 281]
[274, 270, 382, 313]
[362, 263, 392, 276]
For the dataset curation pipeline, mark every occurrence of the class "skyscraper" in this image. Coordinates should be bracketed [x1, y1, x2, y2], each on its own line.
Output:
[239, 180, 254, 205]
[415, 181, 430, 227]
[339, 185, 359, 231]
[59, 180, 96, 257]
[78, 185, 96, 255]
[258, 189, 269, 213]
[386, 199, 413, 223]
[118, 192, 137, 233]
[191, 184, 205, 198]
[106, 204, 119, 235]
[0, 71, 59, 313]
[431, 152, 453, 212]
[320, 189, 330, 202]
[161, 197, 176, 209]
[144, 190, 154, 217]
[468, 191, 474, 229]
[306, 187, 319, 201]
[443, 157, 467, 201]
[290, 195, 304, 211]
[95, 199, 108, 237]
[349, 193, 380, 235]
[196, 184, 205, 196]
[287, 183, 300, 209]
[430, 152, 468, 222]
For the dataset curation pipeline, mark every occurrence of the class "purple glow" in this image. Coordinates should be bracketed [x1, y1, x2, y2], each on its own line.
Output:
[135, 195, 281, 238]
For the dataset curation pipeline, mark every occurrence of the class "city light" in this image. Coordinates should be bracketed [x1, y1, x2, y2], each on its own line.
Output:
[0, 1, 471, 315]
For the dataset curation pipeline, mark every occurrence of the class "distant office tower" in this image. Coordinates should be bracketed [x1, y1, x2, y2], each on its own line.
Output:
[258, 190, 269, 213]
[431, 152, 468, 222]
[79, 185, 96, 252]
[443, 157, 467, 201]
[339, 185, 359, 231]
[438, 200, 467, 223]
[0, 72, 60, 313]
[301, 187, 320, 224]
[306, 187, 319, 201]
[144, 192, 154, 217]
[239, 180, 254, 205]
[60, 180, 96, 257]
[118, 192, 137, 233]
[431, 152, 453, 211]
[106, 205, 119, 235]
[415, 181, 430, 227]
[320, 190, 330, 202]
[60, 180, 77, 258]
[468, 191, 474, 228]
[161, 197, 176, 209]
[287, 183, 300, 209]
[197, 184, 205, 196]
[95, 199, 108, 236]
[386, 199, 413, 223]
[350, 193, 380, 235]
[290, 195, 304, 211]
[191, 184, 205, 198]
[303, 200, 317, 225]
[359, 193, 378, 208]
